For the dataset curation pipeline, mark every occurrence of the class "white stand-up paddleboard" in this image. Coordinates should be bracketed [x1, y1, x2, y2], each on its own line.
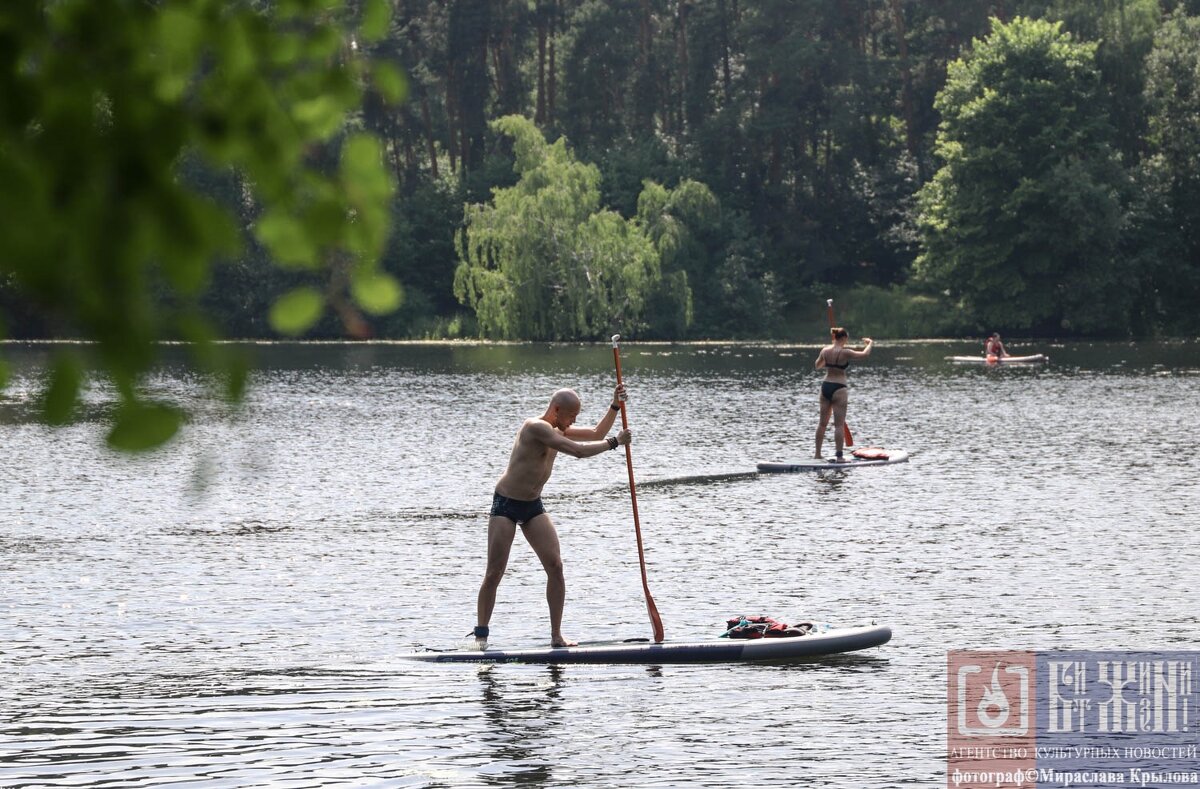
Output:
[757, 447, 909, 472]
[947, 354, 1048, 364]
[403, 624, 891, 664]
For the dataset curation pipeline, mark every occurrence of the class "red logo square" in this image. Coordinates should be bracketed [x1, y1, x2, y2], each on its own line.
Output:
[948, 650, 1037, 788]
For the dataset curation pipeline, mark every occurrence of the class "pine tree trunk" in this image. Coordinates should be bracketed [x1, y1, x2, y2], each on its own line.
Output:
[421, 94, 439, 179]
[536, 10, 547, 123]
[889, 0, 919, 173]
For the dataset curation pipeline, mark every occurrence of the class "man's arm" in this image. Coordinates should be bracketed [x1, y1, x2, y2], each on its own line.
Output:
[563, 384, 626, 440]
[530, 420, 630, 458]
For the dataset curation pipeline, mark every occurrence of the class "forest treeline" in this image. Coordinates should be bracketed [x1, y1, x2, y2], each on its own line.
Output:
[5, 0, 1200, 346]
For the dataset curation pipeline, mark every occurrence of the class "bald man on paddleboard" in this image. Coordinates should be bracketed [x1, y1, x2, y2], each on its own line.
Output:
[474, 385, 631, 649]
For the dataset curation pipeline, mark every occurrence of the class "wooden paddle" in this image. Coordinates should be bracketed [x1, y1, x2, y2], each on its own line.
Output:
[825, 299, 855, 447]
[611, 334, 665, 644]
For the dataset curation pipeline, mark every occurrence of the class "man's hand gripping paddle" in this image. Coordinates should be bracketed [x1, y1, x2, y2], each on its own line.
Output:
[611, 334, 665, 644]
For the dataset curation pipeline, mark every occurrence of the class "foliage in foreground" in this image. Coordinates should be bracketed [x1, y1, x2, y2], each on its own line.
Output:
[0, 0, 404, 449]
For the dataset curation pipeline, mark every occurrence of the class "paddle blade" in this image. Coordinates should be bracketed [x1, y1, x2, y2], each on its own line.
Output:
[647, 597, 665, 643]
[843, 421, 854, 447]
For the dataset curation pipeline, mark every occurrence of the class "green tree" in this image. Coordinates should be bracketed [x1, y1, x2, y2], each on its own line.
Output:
[1028, 0, 1161, 160]
[636, 178, 719, 337]
[0, 0, 404, 449]
[1130, 8, 1200, 334]
[915, 16, 1127, 334]
[453, 115, 662, 340]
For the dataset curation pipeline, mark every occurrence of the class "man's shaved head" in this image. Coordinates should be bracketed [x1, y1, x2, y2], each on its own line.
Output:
[550, 388, 581, 410]
[546, 388, 582, 431]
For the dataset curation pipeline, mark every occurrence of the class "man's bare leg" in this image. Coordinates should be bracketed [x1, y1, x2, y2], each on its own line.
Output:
[476, 516, 517, 646]
[520, 513, 576, 647]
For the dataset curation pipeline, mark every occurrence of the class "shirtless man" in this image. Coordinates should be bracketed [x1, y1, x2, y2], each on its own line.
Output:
[474, 385, 631, 649]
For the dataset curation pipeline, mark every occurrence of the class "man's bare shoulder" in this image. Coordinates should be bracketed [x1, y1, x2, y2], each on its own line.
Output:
[518, 417, 556, 442]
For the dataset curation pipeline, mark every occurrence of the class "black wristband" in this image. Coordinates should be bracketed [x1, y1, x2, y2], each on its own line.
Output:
[607, 436, 618, 450]
[610, 403, 620, 412]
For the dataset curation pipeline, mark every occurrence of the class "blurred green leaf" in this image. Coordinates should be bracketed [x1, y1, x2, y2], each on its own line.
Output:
[351, 270, 404, 315]
[361, 0, 392, 42]
[219, 17, 257, 79]
[177, 312, 219, 371]
[222, 350, 251, 403]
[306, 26, 341, 60]
[341, 135, 387, 192]
[107, 402, 184, 452]
[373, 62, 409, 105]
[340, 135, 394, 257]
[155, 7, 204, 101]
[269, 32, 304, 66]
[300, 196, 349, 247]
[42, 352, 83, 426]
[2, 0, 408, 451]
[269, 287, 325, 335]
[292, 94, 345, 140]
[255, 210, 318, 268]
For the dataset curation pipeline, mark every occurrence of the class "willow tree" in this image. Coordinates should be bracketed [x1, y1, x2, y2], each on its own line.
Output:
[453, 115, 662, 340]
[915, 16, 1127, 334]
[636, 178, 721, 337]
[0, 0, 405, 449]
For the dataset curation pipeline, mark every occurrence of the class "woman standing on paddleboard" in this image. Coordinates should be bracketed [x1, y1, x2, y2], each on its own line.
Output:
[815, 328, 872, 462]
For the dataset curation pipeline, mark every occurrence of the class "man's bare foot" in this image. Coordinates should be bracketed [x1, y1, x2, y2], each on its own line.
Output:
[551, 636, 578, 648]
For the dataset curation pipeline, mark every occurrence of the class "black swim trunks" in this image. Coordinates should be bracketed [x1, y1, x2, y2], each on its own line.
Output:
[821, 381, 847, 402]
[490, 492, 546, 525]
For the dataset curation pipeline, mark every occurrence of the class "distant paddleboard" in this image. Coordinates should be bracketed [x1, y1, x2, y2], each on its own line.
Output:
[403, 624, 891, 664]
[947, 354, 1048, 364]
[757, 448, 910, 472]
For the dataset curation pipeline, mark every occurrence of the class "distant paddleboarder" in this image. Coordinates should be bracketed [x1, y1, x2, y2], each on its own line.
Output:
[474, 385, 631, 649]
[985, 332, 1008, 360]
[815, 328, 872, 462]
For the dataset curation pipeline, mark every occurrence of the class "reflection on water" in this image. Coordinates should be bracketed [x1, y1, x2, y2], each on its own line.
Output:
[477, 665, 563, 785]
[2, 339, 1199, 787]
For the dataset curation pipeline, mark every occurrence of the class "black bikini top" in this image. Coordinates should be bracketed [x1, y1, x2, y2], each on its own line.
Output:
[825, 349, 850, 369]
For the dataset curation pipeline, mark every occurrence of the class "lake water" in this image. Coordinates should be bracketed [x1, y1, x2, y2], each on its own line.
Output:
[2, 339, 1198, 787]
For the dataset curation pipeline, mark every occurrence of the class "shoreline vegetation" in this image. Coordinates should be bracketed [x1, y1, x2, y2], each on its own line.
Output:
[5, 4, 1200, 448]
[0, 285, 993, 343]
